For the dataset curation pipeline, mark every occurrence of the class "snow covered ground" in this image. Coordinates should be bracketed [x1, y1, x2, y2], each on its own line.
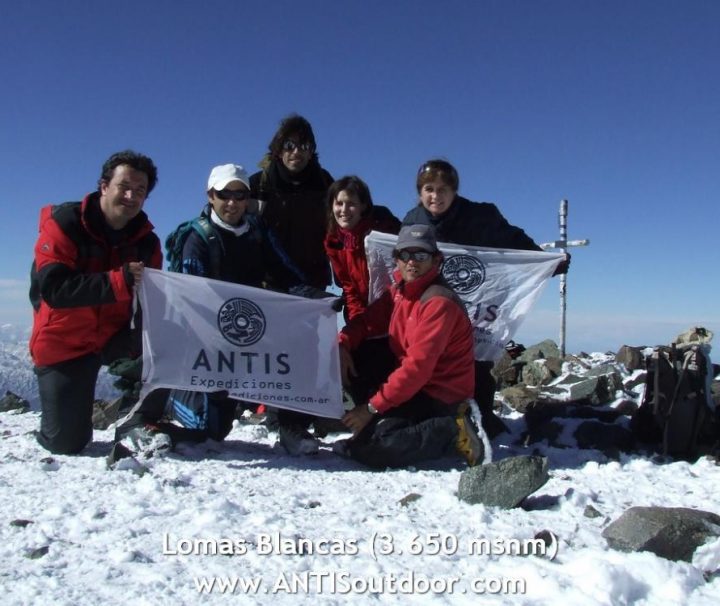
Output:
[1, 326, 719, 605]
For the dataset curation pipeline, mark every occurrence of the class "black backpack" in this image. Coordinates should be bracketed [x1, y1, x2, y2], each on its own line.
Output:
[631, 343, 718, 459]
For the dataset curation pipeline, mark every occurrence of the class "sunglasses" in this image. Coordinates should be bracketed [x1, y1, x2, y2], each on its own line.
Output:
[417, 160, 459, 184]
[215, 189, 250, 201]
[394, 250, 433, 262]
[282, 140, 314, 153]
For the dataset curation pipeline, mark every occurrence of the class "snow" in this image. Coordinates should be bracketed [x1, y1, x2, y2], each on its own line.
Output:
[1, 329, 719, 605]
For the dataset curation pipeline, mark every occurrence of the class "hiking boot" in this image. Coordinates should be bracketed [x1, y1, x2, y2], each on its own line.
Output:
[456, 402, 483, 467]
[279, 424, 320, 456]
[331, 438, 352, 458]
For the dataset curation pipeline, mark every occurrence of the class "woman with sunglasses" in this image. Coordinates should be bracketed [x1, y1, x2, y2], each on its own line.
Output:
[402, 159, 570, 439]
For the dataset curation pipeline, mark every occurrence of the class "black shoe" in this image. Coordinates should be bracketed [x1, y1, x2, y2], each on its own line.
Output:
[481, 411, 508, 440]
[279, 424, 320, 456]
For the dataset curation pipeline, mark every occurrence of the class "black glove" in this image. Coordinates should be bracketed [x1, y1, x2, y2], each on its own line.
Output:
[289, 285, 343, 306]
[330, 295, 345, 312]
[552, 252, 571, 276]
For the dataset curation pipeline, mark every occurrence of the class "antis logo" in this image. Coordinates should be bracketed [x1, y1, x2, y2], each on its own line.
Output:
[442, 255, 486, 295]
[217, 298, 266, 347]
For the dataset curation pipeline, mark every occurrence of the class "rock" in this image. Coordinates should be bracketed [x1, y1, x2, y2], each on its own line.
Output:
[0, 391, 30, 413]
[614, 400, 639, 416]
[584, 505, 603, 519]
[92, 398, 122, 430]
[518, 339, 561, 362]
[39, 457, 60, 472]
[521, 358, 563, 387]
[498, 385, 539, 413]
[573, 421, 635, 454]
[623, 373, 646, 391]
[458, 455, 549, 508]
[615, 345, 645, 371]
[491, 351, 521, 388]
[602, 506, 720, 562]
[523, 420, 564, 446]
[566, 373, 622, 405]
[399, 493, 422, 507]
[26, 545, 50, 559]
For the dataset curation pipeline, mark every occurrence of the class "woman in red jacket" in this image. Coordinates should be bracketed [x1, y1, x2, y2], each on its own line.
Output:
[324, 176, 400, 321]
[324, 176, 400, 407]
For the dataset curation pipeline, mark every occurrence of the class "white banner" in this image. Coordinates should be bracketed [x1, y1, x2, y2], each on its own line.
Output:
[365, 231, 565, 363]
[138, 269, 344, 418]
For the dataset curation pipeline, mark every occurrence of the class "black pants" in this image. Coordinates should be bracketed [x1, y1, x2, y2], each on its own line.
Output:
[345, 337, 398, 407]
[474, 361, 508, 438]
[348, 391, 461, 469]
[35, 329, 136, 454]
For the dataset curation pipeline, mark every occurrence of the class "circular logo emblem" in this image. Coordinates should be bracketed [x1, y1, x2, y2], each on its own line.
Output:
[442, 255, 486, 295]
[217, 298, 266, 347]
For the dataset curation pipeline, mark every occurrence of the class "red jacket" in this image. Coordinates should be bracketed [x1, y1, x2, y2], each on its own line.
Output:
[29, 194, 161, 367]
[339, 266, 475, 413]
[324, 206, 400, 321]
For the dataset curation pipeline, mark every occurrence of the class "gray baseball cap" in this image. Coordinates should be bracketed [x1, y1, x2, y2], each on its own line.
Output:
[395, 224, 438, 253]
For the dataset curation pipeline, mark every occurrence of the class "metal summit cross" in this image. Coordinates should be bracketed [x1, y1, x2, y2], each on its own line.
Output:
[539, 199, 589, 357]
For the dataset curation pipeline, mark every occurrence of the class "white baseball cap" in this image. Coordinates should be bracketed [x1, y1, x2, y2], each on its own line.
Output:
[207, 164, 250, 191]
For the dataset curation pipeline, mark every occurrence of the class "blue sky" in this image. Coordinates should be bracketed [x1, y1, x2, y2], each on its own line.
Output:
[2, 0, 718, 353]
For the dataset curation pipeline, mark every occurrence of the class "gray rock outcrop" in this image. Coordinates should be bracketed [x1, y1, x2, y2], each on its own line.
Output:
[458, 455, 549, 508]
[602, 506, 720, 562]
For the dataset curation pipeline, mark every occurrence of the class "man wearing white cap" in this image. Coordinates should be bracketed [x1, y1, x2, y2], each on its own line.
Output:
[111, 163, 318, 456]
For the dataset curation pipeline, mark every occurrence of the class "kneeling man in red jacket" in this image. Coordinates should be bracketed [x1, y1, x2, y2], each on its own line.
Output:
[338, 224, 483, 468]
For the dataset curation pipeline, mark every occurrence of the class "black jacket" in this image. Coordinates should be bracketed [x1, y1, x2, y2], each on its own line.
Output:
[402, 195, 540, 251]
[181, 205, 305, 291]
[250, 158, 333, 288]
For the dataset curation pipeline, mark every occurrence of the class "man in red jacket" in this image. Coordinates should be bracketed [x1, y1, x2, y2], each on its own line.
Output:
[338, 224, 483, 468]
[30, 150, 162, 454]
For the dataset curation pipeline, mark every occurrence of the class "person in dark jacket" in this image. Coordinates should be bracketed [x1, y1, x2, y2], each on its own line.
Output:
[250, 114, 333, 289]
[250, 115, 334, 455]
[324, 175, 400, 408]
[402, 159, 570, 439]
[30, 150, 161, 454]
[182, 163, 306, 290]
[337, 224, 482, 469]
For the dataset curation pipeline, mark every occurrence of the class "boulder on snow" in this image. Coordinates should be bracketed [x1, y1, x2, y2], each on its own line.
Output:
[602, 506, 720, 562]
[518, 339, 561, 362]
[615, 345, 645, 371]
[458, 455, 549, 508]
[0, 391, 30, 413]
